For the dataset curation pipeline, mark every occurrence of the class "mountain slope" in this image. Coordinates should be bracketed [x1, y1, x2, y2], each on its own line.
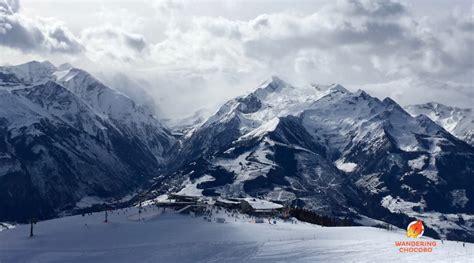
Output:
[405, 102, 474, 145]
[0, 61, 175, 222]
[156, 77, 474, 241]
[301, 91, 474, 240]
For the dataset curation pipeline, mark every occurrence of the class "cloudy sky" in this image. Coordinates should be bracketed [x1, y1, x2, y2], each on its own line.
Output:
[1, 0, 473, 119]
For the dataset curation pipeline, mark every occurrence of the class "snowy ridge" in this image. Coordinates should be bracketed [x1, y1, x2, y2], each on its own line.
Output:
[202, 76, 336, 140]
[405, 102, 474, 145]
[1, 62, 473, 242]
[0, 61, 175, 222]
[239, 117, 280, 141]
[1, 61, 175, 158]
[163, 76, 474, 242]
[0, 61, 56, 88]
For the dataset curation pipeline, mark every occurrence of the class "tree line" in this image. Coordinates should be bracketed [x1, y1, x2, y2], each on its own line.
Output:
[289, 208, 354, 227]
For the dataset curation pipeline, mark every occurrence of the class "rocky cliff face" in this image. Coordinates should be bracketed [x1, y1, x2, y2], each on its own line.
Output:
[0, 61, 175, 222]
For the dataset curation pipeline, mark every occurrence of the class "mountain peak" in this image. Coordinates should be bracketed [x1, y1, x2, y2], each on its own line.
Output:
[20, 60, 56, 71]
[329, 84, 350, 94]
[259, 76, 289, 91]
[404, 101, 474, 145]
[268, 75, 285, 84]
[310, 83, 349, 94]
[423, 101, 446, 110]
[1, 60, 57, 85]
[354, 89, 370, 97]
[251, 76, 291, 99]
[382, 97, 398, 106]
[382, 97, 410, 115]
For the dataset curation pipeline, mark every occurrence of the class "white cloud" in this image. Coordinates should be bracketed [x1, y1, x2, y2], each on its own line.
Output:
[81, 26, 148, 63]
[150, 0, 185, 14]
[145, 0, 472, 86]
[0, 0, 83, 54]
[356, 77, 474, 109]
[1, 0, 473, 117]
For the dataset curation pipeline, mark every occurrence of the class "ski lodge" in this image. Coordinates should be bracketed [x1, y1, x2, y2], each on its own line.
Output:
[239, 198, 284, 216]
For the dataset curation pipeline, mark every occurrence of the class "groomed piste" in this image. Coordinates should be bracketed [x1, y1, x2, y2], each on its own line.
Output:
[0, 206, 472, 263]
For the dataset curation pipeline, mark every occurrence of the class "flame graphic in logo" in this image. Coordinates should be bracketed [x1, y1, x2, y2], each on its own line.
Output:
[406, 220, 424, 238]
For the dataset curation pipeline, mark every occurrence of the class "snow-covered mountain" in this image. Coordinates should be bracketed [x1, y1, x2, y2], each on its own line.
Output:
[405, 102, 474, 145]
[155, 77, 474, 241]
[2, 65, 473, 242]
[0, 61, 175, 222]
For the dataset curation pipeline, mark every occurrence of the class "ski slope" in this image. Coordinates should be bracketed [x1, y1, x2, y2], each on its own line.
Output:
[0, 207, 472, 263]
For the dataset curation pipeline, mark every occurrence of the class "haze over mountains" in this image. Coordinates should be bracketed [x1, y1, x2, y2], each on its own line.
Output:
[0, 61, 175, 221]
[0, 61, 473, 241]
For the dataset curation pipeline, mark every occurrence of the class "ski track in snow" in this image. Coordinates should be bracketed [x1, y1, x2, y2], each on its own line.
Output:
[0, 207, 472, 263]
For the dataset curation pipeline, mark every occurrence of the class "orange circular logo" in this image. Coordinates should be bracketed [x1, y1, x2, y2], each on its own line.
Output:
[406, 220, 424, 238]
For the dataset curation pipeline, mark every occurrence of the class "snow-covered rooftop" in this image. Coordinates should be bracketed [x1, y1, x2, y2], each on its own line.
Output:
[243, 198, 283, 210]
[216, 197, 240, 204]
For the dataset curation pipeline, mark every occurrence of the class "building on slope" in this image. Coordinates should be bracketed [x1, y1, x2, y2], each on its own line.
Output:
[240, 198, 284, 216]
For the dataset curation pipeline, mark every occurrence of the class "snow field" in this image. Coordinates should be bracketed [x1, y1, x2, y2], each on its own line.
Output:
[0, 206, 473, 263]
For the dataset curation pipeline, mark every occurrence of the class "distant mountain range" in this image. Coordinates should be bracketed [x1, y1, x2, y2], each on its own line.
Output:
[1, 62, 473, 241]
[155, 76, 474, 241]
[405, 102, 474, 146]
[0, 61, 175, 221]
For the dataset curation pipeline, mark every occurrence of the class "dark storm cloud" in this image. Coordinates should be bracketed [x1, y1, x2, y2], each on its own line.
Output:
[0, 0, 83, 54]
[339, 0, 406, 17]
